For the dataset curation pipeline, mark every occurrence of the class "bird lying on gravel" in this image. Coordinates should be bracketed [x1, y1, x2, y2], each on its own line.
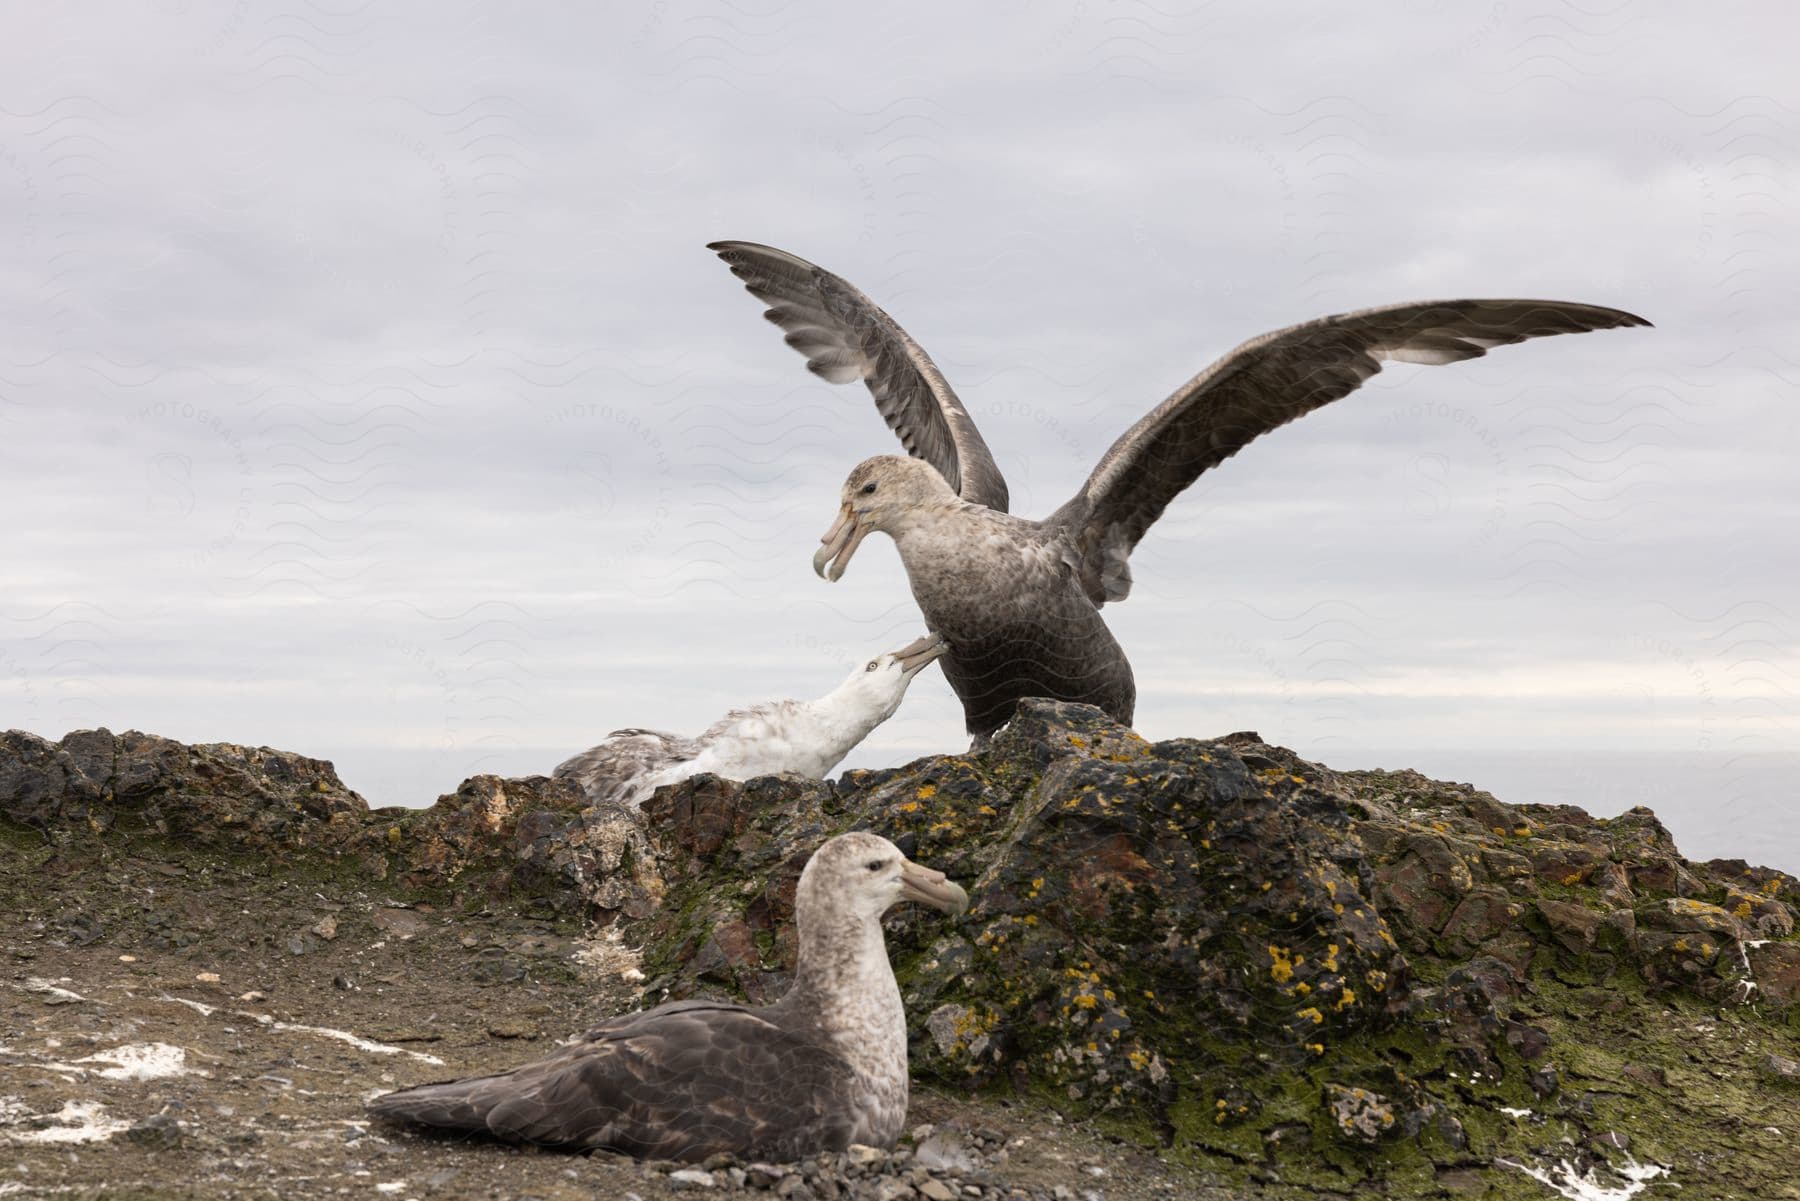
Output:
[366, 831, 969, 1160]
[552, 634, 947, 807]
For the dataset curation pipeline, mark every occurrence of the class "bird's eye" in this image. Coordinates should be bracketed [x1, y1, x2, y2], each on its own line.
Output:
[865, 660, 879, 672]
[860, 482, 877, 495]
[865, 859, 886, 872]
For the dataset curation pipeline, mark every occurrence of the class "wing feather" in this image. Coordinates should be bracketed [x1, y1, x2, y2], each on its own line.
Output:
[371, 1001, 858, 1162]
[553, 728, 701, 805]
[1050, 298, 1651, 604]
[708, 240, 1011, 512]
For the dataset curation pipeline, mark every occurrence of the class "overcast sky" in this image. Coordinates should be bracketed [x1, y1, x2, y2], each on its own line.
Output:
[3, 5, 1796, 847]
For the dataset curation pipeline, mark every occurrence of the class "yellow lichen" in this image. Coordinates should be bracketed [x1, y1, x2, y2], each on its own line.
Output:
[916, 783, 937, 800]
[1297, 1006, 1324, 1025]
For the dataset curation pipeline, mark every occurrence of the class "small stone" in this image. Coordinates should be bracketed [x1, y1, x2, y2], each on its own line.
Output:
[727, 1168, 748, 1189]
[775, 1175, 814, 1201]
[372, 908, 430, 940]
[876, 1181, 915, 1201]
[1595, 1130, 1630, 1150]
[332, 974, 355, 991]
[125, 1113, 182, 1150]
[237, 990, 266, 1002]
[910, 1124, 934, 1143]
[485, 1020, 537, 1040]
[312, 915, 339, 941]
[195, 972, 221, 984]
[745, 1163, 784, 1188]
[1760, 1052, 1800, 1085]
[118, 955, 137, 963]
[669, 1168, 717, 1190]
[846, 1144, 885, 1167]
[919, 1182, 958, 1201]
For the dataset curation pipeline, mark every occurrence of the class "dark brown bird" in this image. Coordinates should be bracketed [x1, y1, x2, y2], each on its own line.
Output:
[710, 240, 1651, 741]
[366, 833, 968, 1160]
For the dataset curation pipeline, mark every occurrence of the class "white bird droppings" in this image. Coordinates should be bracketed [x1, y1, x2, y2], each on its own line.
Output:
[1498, 1155, 1668, 1201]
[157, 995, 442, 1065]
[64, 1043, 197, 1082]
[0, 1098, 132, 1145]
[23, 978, 86, 1004]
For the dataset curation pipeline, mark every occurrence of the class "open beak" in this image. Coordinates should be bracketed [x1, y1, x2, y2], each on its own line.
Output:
[899, 858, 969, 915]
[892, 632, 949, 677]
[812, 503, 870, 582]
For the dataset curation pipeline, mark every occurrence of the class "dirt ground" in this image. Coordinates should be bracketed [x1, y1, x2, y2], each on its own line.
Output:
[2, 837, 1232, 1201]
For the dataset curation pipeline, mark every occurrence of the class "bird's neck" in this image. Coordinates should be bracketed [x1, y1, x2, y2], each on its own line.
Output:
[780, 910, 905, 1055]
[801, 687, 893, 758]
[774, 907, 910, 1146]
[886, 496, 966, 542]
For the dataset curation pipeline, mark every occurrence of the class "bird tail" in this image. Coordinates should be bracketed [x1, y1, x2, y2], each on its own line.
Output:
[366, 1074, 512, 1134]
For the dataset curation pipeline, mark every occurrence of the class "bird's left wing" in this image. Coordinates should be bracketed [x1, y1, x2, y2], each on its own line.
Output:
[1047, 298, 1650, 604]
[486, 1004, 858, 1160]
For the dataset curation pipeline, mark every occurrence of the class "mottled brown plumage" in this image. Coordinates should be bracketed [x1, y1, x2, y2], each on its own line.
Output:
[366, 833, 968, 1160]
[712, 241, 1651, 739]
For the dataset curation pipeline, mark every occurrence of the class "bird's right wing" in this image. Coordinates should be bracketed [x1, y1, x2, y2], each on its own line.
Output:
[708, 240, 1011, 512]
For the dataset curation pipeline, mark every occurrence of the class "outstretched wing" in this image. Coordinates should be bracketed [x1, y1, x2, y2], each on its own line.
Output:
[1048, 298, 1651, 604]
[370, 1002, 858, 1162]
[708, 240, 1011, 512]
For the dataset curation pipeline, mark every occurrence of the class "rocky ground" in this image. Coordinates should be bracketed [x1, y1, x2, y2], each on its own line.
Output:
[4, 707, 1798, 1200]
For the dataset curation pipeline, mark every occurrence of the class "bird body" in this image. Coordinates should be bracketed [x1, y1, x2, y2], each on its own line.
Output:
[883, 491, 1136, 734]
[555, 634, 946, 806]
[367, 832, 970, 1160]
[710, 240, 1651, 739]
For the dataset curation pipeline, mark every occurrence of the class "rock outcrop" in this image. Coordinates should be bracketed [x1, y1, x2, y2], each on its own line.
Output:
[5, 706, 1797, 1196]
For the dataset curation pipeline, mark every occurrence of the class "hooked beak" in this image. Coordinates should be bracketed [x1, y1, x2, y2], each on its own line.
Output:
[892, 632, 949, 677]
[812, 503, 870, 582]
[899, 858, 969, 915]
